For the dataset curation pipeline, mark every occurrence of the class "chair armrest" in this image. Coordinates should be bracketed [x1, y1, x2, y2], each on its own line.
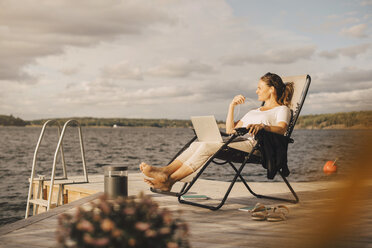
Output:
[234, 127, 249, 136]
[235, 128, 294, 144]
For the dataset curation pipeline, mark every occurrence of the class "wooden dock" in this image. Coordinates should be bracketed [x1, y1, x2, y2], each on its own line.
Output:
[1, 173, 371, 248]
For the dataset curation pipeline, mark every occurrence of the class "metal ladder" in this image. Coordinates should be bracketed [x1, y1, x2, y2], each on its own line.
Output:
[25, 119, 89, 218]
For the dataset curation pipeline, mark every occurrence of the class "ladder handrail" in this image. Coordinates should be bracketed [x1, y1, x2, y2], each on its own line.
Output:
[47, 119, 89, 211]
[25, 120, 66, 218]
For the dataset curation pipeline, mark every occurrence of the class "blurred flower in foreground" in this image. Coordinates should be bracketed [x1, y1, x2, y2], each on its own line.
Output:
[56, 192, 190, 248]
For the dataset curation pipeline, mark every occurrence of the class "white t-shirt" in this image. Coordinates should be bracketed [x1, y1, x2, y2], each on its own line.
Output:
[228, 105, 291, 153]
[240, 105, 291, 127]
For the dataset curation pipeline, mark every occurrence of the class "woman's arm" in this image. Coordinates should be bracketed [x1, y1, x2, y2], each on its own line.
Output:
[226, 95, 244, 134]
[246, 121, 288, 136]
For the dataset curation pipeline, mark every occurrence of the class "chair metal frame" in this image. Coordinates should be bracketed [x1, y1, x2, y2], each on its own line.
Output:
[151, 75, 311, 210]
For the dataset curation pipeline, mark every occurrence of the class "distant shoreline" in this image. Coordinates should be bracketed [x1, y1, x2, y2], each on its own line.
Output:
[1, 124, 371, 130]
[1, 110, 371, 130]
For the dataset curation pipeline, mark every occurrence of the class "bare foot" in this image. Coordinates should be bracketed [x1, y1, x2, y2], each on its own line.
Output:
[144, 178, 173, 192]
[139, 162, 168, 182]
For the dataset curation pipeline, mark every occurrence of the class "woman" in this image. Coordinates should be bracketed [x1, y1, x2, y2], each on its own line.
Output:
[140, 72, 294, 191]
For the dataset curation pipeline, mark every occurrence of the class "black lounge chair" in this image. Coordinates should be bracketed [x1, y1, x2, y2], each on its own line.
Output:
[151, 75, 311, 210]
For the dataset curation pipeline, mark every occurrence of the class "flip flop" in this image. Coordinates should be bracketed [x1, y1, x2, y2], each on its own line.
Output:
[251, 210, 268, 221]
[267, 205, 289, 222]
[250, 203, 270, 221]
[249, 203, 266, 213]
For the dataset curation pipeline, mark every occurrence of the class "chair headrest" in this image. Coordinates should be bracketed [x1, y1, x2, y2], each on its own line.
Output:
[281, 75, 310, 113]
[281, 74, 311, 137]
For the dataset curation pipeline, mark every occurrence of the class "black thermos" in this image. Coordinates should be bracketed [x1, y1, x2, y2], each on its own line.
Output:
[104, 165, 128, 198]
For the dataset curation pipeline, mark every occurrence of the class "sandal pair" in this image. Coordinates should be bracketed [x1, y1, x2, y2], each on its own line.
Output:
[250, 203, 289, 222]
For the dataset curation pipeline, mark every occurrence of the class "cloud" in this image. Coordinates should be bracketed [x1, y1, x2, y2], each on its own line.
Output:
[60, 66, 81, 76]
[325, 68, 372, 83]
[312, 68, 372, 94]
[222, 45, 316, 65]
[1, 0, 371, 119]
[0, 0, 174, 81]
[319, 43, 372, 59]
[60, 79, 198, 108]
[310, 15, 360, 34]
[361, 0, 372, 6]
[340, 23, 369, 38]
[306, 88, 372, 113]
[102, 61, 143, 80]
[147, 58, 214, 78]
[122, 86, 199, 106]
[196, 78, 258, 101]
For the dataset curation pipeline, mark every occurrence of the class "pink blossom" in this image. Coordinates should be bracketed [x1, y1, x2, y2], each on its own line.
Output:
[112, 229, 122, 238]
[93, 213, 101, 222]
[83, 234, 110, 246]
[76, 219, 94, 232]
[162, 212, 173, 225]
[74, 207, 83, 218]
[145, 229, 157, 237]
[167, 241, 179, 248]
[99, 201, 111, 214]
[128, 238, 136, 246]
[101, 218, 115, 232]
[124, 207, 135, 215]
[159, 227, 171, 235]
[135, 222, 150, 231]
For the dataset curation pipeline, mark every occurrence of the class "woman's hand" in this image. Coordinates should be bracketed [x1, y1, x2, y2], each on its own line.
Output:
[231, 95, 245, 106]
[246, 123, 265, 135]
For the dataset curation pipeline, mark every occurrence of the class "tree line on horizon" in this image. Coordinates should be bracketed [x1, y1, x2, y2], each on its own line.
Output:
[295, 111, 372, 129]
[0, 111, 371, 129]
[0, 115, 28, 126]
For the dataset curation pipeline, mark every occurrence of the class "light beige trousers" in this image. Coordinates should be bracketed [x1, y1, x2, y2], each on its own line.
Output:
[176, 139, 256, 171]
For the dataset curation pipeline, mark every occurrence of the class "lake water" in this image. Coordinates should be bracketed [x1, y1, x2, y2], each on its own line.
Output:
[0, 127, 370, 226]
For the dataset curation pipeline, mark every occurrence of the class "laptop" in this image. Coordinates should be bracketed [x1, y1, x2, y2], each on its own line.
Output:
[191, 116, 223, 143]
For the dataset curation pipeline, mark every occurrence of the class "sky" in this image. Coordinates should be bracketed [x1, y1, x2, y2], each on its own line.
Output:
[1, 0, 371, 121]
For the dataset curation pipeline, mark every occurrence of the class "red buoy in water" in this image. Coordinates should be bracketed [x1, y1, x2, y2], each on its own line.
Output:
[323, 159, 337, 175]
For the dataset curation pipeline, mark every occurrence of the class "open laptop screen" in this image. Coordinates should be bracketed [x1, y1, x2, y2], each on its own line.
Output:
[191, 116, 223, 143]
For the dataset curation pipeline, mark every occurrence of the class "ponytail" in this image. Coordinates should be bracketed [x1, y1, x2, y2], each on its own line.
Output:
[278, 82, 294, 107]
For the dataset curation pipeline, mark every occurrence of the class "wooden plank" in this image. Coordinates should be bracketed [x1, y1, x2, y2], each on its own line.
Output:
[0, 193, 102, 236]
[28, 199, 49, 207]
[1, 173, 371, 248]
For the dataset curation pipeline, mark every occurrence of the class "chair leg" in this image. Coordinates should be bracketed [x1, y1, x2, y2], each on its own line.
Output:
[179, 161, 299, 210]
[229, 163, 299, 204]
[252, 174, 299, 203]
[178, 142, 299, 209]
[178, 160, 249, 210]
[228, 162, 261, 198]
